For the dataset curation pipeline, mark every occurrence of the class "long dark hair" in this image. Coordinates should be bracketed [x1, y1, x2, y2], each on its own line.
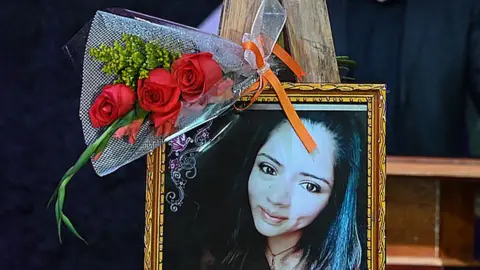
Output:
[200, 110, 365, 270]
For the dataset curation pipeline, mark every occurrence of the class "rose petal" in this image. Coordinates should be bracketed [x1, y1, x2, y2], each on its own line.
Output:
[181, 67, 197, 88]
[137, 78, 144, 92]
[158, 85, 181, 113]
[171, 57, 185, 72]
[185, 59, 204, 91]
[181, 92, 203, 103]
[113, 126, 129, 139]
[155, 118, 176, 137]
[151, 101, 182, 128]
[114, 118, 144, 144]
[147, 68, 176, 85]
[147, 69, 177, 104]
[206, 78, 234, 104]
[209, 78, 234, 97]
[183, 96, 208, 112]
[198, 54, 223, 93]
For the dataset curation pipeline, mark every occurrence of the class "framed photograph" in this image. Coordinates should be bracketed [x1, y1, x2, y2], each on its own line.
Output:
[144, 83, 386, 270]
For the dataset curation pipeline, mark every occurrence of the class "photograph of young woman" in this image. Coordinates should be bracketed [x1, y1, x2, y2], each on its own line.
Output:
[163, 107, 368, 270]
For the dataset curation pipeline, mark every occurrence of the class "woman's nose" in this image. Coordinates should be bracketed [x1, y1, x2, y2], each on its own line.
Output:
[266, 181, 292, 207]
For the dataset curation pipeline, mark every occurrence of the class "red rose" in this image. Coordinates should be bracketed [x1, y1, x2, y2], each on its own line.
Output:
[89, 84, 136, 128]
[183, 78, 235, 112]
[137, 68, 182, 134]
[171, 52, 223, 103]
[154, 117, 177, 137]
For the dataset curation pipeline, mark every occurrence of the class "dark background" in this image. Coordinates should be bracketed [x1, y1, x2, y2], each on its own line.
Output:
[1, 0, 479, 269]
[0, 1, 220, 269]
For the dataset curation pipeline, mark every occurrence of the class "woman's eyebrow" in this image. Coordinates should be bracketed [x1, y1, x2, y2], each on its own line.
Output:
[300, 172, 332, 187]
[258, 153, 284, 167]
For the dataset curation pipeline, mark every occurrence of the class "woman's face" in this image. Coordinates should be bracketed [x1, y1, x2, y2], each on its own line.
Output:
[248, 121, 337, 238]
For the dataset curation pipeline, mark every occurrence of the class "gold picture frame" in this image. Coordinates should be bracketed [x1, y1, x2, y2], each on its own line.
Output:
[144, 83, 386, 270]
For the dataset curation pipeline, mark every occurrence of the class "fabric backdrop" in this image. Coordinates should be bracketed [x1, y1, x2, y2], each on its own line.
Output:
[0, 0, 220, 269]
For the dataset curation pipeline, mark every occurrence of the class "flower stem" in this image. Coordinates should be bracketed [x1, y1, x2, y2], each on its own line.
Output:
[48, 110, 136, 243]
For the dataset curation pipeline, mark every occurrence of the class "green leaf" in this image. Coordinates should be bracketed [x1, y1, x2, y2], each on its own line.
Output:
[93, 136, 110, 160]
[56, 175, 70, 242]
[48, 142, 100, 208]
[62, 214, 88, 245]
[117, 110, 136, 128]
[341, 76, 356, 81]
[135, 103, 149, 120]
[47, 187, 59, 209]
[337, 59, 357, 67]
[49, 110, 138, 243]
[55, 199, 62, 243]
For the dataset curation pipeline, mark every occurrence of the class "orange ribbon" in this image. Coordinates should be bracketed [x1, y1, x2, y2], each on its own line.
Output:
[237, 41, 317, 154]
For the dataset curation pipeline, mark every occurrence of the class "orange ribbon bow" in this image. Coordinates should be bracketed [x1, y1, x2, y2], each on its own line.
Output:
[238, 41, 317, 154]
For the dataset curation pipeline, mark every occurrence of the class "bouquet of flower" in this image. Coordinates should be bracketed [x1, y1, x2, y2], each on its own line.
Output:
[49, 0, 318, 243]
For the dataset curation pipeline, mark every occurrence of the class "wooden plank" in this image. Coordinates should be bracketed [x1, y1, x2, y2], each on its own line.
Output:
[387, 256, 443, 267]
[280, 0, 340, 82]
[439, 181, 476, 262]
[387, 266, 441, 270]
[387, 156, 480, 179]
[388, 246, 436, 258]
[386, 176, 438, 258]
[387, 255, 480, 268]
[218, 0, 262, 43]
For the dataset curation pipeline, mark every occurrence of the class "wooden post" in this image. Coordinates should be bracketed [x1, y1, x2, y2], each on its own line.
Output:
[280, 0, 340, 82]
[219, 0, 263, 43]
[219, 0, 340, 83]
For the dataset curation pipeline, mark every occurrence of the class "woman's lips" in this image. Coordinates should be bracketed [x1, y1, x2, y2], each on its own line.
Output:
[260, 207, 288, 225]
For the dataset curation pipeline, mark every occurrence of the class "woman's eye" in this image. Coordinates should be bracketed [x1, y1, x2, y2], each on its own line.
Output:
[300, 183, 321, 193]
[259, 162, 277, 176]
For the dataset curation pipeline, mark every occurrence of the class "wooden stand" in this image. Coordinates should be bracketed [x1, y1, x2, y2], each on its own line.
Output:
[387, 156, 480, 269]
[219, 0, 339, 83]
